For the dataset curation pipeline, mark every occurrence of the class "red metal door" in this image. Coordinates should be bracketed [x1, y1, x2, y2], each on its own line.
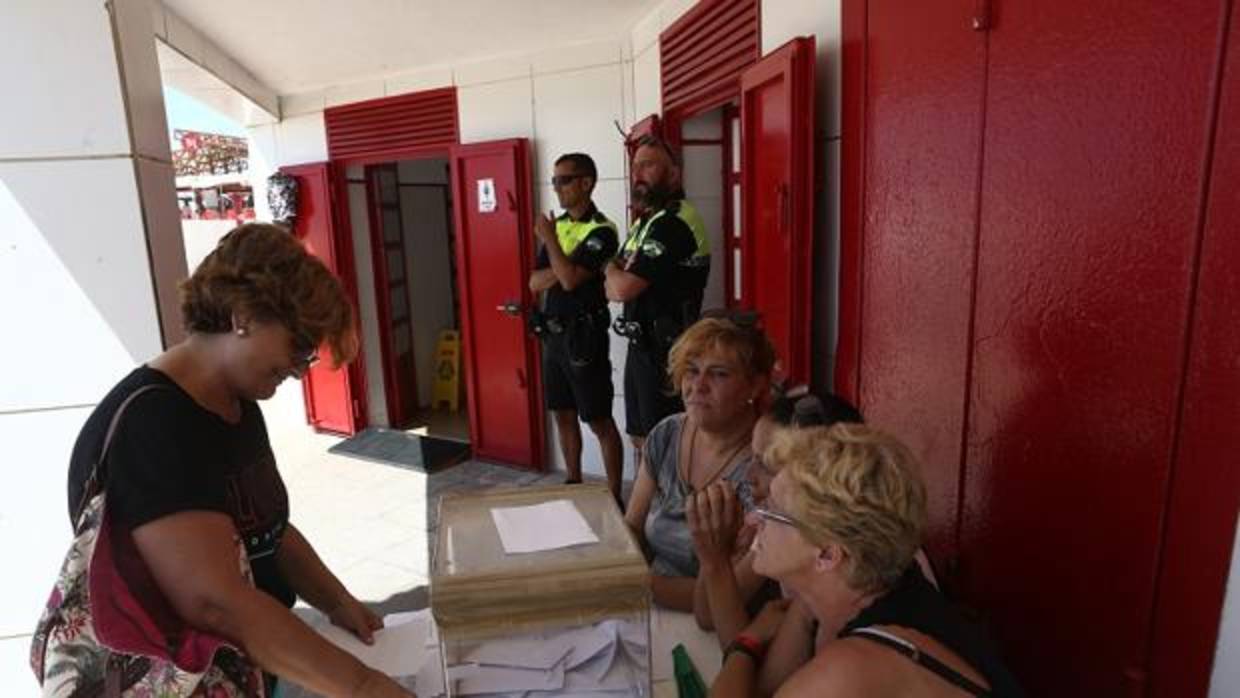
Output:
[839, 0, 989, 571]
[738, 37, 815, 384]
[281, 162, 367, 435]
[960, 3, 1224, 696]
[366, 164, 418, 428]
[1146, 11, 1240, 691]
[448, 139, 544, 468]
[839, 0, 1237, 695]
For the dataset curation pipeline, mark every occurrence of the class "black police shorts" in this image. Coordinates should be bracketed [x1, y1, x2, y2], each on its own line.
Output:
[541, 328, 615, 424]
[623, 345, 683, 438]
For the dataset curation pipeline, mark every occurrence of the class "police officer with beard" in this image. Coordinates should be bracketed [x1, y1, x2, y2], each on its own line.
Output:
[530, 153, 625, 503]
[605, 135, 710, 451]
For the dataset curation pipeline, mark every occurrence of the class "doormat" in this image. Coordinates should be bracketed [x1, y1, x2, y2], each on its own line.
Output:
[328, 427, 471, 474]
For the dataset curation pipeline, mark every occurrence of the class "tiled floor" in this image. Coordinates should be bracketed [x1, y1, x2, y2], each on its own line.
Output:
[3, 381, 611, 693]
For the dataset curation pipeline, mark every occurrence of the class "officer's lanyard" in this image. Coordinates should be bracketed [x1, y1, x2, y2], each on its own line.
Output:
[620, 209, 668, 270]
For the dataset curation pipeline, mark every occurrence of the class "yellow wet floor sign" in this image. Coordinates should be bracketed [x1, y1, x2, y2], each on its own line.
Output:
[432, 330, 461, 412]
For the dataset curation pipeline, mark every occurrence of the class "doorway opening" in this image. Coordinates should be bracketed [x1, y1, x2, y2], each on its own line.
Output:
[676, 105, 740, 312]
[345, 156, 470, 445]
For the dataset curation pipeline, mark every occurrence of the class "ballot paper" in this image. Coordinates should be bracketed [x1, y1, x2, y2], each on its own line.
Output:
[490, 499, 600, 554]
[446, 618, 650, 697]
[311, 611, 430, 677]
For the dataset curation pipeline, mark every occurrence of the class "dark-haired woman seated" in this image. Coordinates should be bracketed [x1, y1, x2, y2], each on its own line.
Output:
[688, 387, 863, 648]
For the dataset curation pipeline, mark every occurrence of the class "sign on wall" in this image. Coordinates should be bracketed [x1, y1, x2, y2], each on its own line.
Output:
[478, 178, 497, 213]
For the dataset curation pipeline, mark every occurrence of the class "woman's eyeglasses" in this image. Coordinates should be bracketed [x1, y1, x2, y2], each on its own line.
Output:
[290, 333, 320, 378]
[752, 506, 808, 531]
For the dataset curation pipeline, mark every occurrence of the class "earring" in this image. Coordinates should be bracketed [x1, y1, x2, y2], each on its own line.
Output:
[235, 326, 249, 337]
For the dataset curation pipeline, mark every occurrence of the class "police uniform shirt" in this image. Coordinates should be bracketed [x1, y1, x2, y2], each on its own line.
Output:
[535, 203, 619, 317]
[622, 201, 709, 326]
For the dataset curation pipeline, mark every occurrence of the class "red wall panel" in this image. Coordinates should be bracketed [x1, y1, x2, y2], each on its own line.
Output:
[959, 3, 1224, 694]
[840, 1, 1239, 695]
[1146, 6, 1240, 695]
[852, 0, 988, 564]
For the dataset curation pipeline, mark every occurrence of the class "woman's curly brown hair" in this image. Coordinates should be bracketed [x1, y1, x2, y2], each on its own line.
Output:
[179, 223, 358, 365]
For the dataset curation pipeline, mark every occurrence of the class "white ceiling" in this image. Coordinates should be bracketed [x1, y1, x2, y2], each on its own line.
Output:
[161, 0, 663, 95]
[157, 42, 277, 125]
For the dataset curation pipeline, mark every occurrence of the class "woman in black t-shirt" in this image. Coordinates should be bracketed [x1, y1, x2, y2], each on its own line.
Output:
[63, 224, 413, 697]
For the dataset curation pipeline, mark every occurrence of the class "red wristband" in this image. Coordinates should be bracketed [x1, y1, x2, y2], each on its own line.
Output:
[727, 633, 768, 663]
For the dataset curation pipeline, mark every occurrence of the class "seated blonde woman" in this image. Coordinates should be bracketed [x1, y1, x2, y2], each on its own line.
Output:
[624, 313, 774, 610]
[710, 424, 1023, 698]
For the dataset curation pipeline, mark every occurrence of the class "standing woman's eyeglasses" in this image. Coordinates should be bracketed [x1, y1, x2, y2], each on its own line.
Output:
[289, 333, 320, 378]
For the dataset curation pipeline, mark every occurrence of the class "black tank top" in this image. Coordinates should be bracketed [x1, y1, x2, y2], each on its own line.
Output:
[838, 566, 1025, 698]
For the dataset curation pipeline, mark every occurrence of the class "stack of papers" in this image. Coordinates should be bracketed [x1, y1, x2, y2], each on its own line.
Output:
[282, 609, 442, 698]
[437, 618, 650, 697]
[490, 499, 600, 554]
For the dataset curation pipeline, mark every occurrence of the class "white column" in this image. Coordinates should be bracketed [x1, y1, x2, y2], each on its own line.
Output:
[0, 0, 186, 671]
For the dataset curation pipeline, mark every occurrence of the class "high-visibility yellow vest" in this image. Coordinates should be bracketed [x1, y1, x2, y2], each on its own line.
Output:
[620, 199, 710, 268]
[557, 212, 618, 256]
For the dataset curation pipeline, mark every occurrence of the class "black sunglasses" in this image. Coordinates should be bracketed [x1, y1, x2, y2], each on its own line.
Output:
[551, 174, 587, 187]
[289, 331, 320, 378]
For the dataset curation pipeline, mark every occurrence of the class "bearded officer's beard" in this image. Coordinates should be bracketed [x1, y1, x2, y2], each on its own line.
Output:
[632, 180, 677, 211]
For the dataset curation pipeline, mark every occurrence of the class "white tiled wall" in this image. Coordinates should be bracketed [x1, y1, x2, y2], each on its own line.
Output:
[274, 113, 329, 165]
[386, 67, 454, 97]
[458, 78, 536, 143]
[0, 2, 175, 675]
[113, 0, 175, 163]
[532, 64, 627, 182]
[0, 158, 163, 411]
[0, 2, 130, 158]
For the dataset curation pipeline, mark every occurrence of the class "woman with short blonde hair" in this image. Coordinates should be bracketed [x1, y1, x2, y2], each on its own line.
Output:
[709, 424, 1023, 698]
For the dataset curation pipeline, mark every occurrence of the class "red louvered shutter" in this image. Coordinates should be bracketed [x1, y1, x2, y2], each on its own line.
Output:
[324, 87, 459, 162]
[660, 0, 760, 119]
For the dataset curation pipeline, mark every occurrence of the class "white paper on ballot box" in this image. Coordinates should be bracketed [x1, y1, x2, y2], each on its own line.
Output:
[489, 499, 600, 553]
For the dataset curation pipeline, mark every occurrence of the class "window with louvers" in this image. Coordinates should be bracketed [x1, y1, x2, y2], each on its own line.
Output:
[660, 0, 760, 117]
[324, 87, 458, 162]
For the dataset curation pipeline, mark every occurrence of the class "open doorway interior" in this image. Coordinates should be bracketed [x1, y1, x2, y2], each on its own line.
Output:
[679, 105, 739, 312]
[346, 157, 470, 444]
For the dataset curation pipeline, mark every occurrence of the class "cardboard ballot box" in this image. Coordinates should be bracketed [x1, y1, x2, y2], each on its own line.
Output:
[430, 484, 652, 697]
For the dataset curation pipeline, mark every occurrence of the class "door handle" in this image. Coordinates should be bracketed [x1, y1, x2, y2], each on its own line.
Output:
[496, 301, 523, 316]
[778, 183, 790, 235]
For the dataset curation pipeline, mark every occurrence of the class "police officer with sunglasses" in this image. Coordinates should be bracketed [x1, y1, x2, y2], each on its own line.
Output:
[529, 152, 625, 502]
